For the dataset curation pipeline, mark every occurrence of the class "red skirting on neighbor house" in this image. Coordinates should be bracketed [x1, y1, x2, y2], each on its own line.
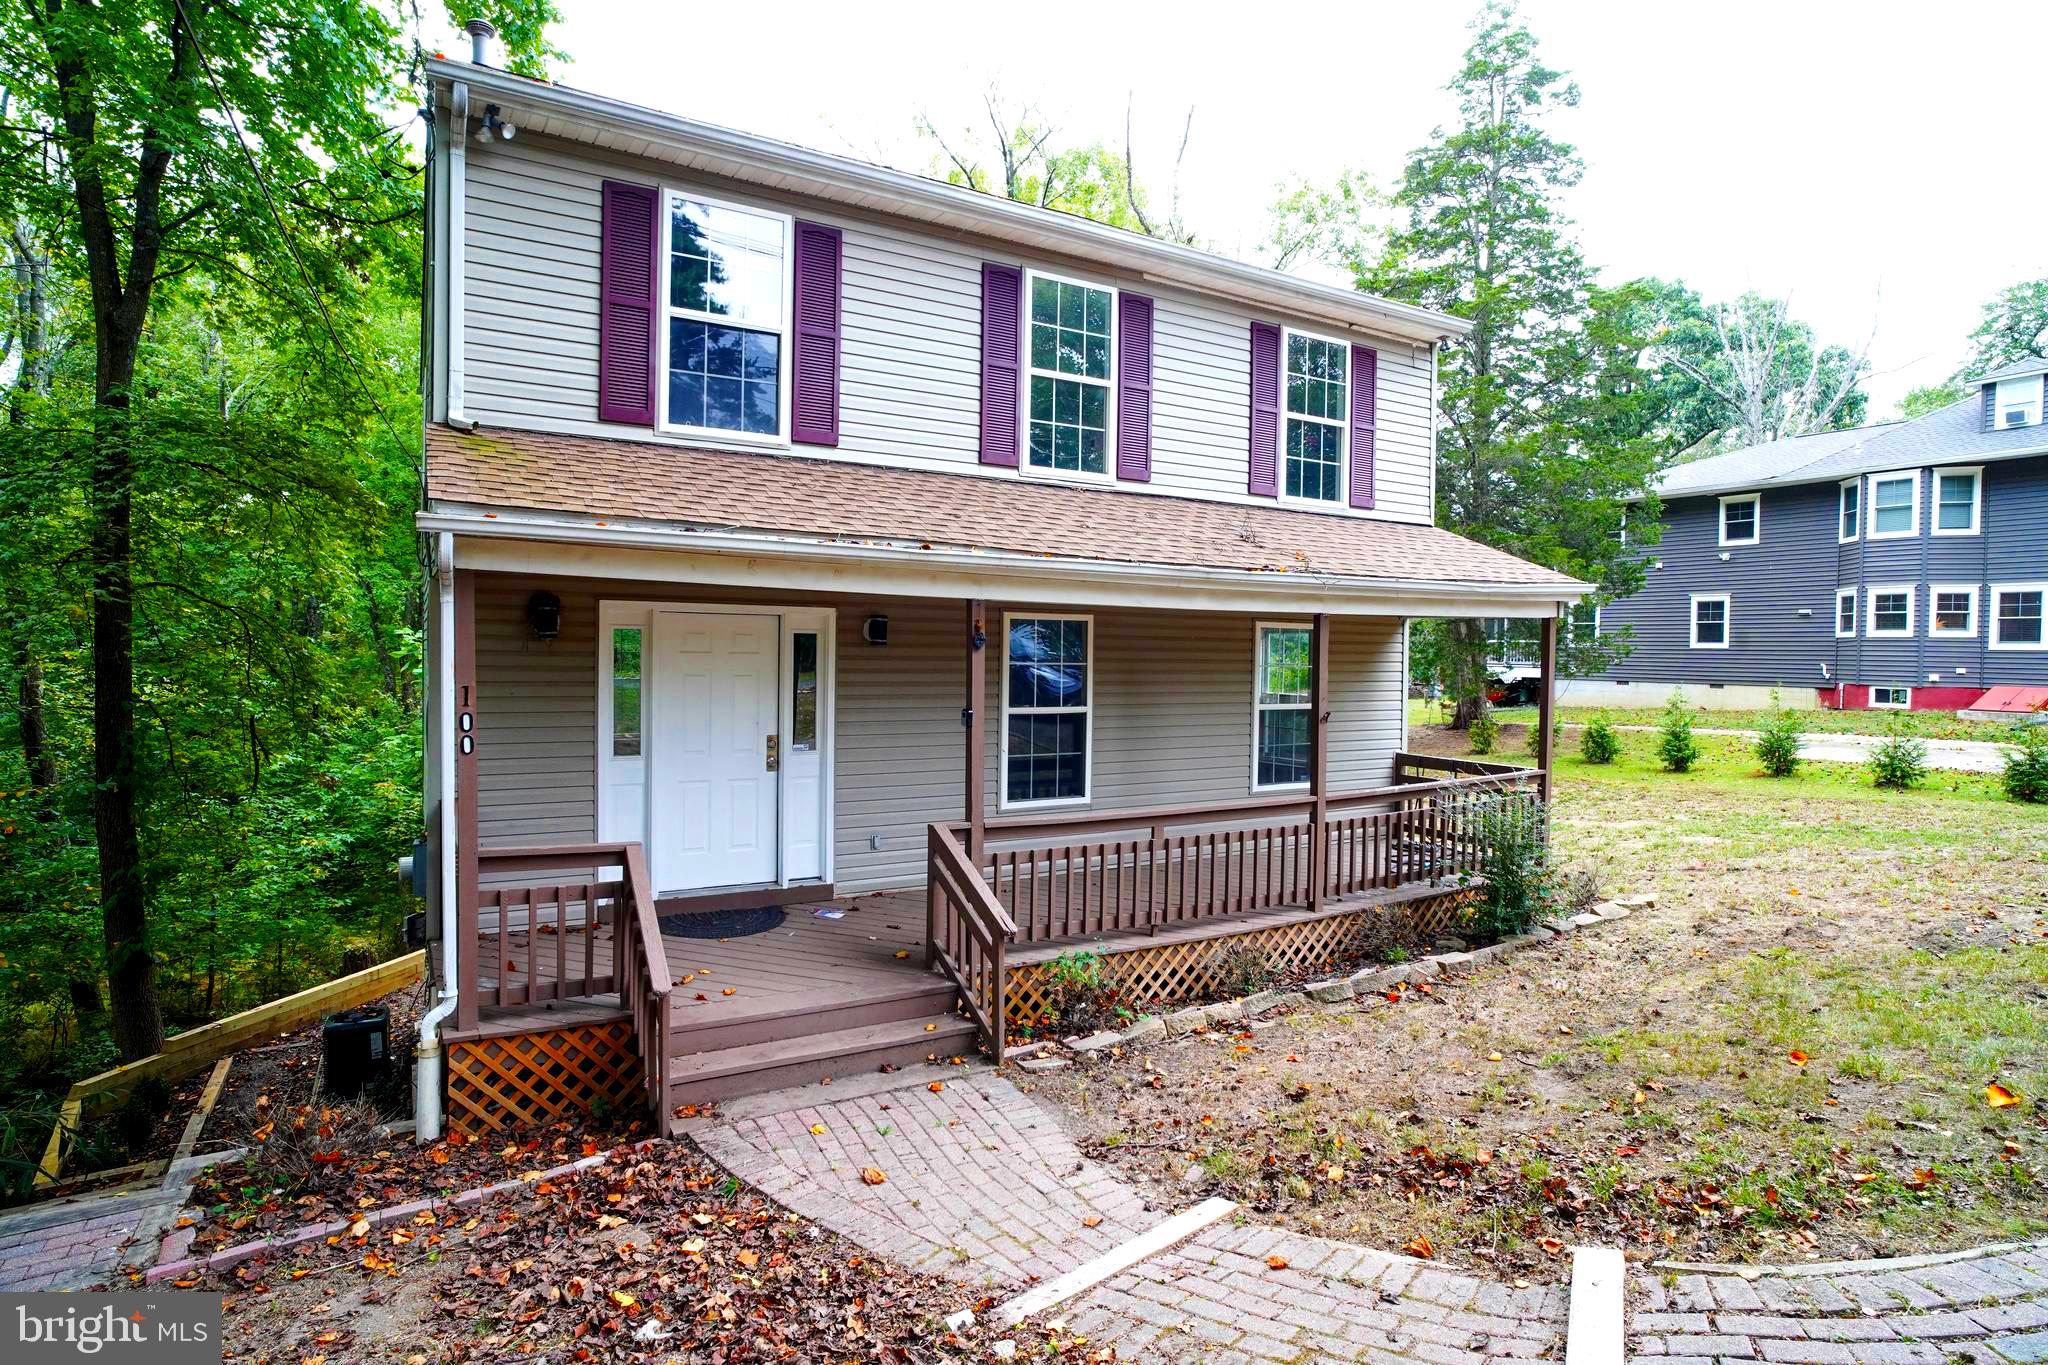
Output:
[1826, 684, 1987, 712]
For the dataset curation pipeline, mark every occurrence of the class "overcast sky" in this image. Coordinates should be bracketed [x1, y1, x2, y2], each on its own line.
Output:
[430, 0, 2047, 415]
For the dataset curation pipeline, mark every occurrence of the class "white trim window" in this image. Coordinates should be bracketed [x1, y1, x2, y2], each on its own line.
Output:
[1568, 599, 1600, 644]
[1251, 623, 1312, 790]
[659, 190, 793, 442]
[1995, 376, 2042, 430]
[1718, 493, 1760, 546]
[1868, 471, 1919, 539]
[1866, 585, 1915, 638]
[1990, 583, 2048, 651]
[1001, 614, 1093, 806]
[1690, 593, 1730, 649]
[1838, 479, 1860, 542]
[1025, 269, 1116, 480]
[1835, 588, 1857, 639]
[1281, 328, 1348, 503]
[1928, 584, 1979, 639]
[1870, 685, 1912, 710]
[1931, 466, 1982, 536]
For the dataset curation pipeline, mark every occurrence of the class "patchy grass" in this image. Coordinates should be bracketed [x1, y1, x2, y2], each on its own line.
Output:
[1029, 754, 2048, 1278]
[1407, 697, 2022, 743]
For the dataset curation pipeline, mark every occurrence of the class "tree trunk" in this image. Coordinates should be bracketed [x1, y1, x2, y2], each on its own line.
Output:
[1445, 618, 1492, 730]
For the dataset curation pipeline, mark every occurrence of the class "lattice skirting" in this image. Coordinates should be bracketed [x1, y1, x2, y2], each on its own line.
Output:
[1005, 890, 1475, 1029]
[445, 1019, 641, 1135]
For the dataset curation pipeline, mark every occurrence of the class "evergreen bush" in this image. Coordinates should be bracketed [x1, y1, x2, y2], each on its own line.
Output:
[1868, 725, 1928, 790]
[1579, 714, 1621, 764]
[1753, 690, 1804, 778]
[1469, 709, 1500, 755]
[1656, 692, 1703, 773]
[1999, 725, 2048, 804]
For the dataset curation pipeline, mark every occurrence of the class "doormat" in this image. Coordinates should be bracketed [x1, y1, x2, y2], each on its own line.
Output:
[656, 906, 788, 939]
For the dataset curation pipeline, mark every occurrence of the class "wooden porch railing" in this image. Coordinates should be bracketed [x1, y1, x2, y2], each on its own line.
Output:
[924, 754, 1545, 1053]
[465, 842, 672, 1111]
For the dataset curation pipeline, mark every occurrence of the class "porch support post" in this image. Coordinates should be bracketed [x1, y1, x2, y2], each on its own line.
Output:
[1537, 611, 1558, 802]
[454, 568, 480, 1032]
[1308, 613, 1330, 912]
[964, 600, 987, 868]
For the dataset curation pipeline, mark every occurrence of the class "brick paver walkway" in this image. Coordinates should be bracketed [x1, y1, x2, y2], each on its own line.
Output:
[1629, 1241, 2048, 1363]
[0, 1184, 184, 1291]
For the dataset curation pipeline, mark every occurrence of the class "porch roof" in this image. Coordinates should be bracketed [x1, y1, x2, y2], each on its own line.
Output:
[423, 424, 1583, 609]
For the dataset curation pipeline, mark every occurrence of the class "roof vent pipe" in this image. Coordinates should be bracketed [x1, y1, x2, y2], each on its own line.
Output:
[465, 18, 496, 65]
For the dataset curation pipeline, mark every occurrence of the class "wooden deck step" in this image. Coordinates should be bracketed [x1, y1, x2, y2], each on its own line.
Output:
[663, 1014, 979, 1124]
[668, 977, 958, 1054]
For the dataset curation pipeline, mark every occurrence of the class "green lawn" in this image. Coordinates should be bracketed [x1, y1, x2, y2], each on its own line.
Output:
[1407, 696, 2024, 742]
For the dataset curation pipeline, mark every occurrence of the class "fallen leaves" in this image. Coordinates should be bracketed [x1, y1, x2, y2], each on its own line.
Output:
[1402, 1234, 1435, 1260]
[1787, 1050, 1809, 1067]
[1986, 1083, 2022, 1108]
[860, 1167, 888, 1186]
[1265, 1254, 1289, 1270]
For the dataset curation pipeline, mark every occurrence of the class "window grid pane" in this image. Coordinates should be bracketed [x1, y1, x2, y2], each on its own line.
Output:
[669, 318, 780, 435]
[1933, 592, 1972, 633]
[1694, 600, 1726, 645]
[1999, 591, 2044, 644]
[1837, 594, 1855, 633]
[1840, 485, 1858, 538]
[1257, 709, 1310, 788]
[1005, 618, 1090, 803]
[1723, 500, 1756, 539]
[1873, 478, 1913, 533]
[1027, 276, 1112, 475]
[1874, 592, 1909, 633]
[1937, 474, 1975, 530]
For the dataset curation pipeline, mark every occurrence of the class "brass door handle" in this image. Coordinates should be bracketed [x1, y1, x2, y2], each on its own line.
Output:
[765, 734, 779, 772]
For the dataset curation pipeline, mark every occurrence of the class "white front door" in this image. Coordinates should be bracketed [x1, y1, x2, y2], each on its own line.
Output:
[649, 611, 780, 893]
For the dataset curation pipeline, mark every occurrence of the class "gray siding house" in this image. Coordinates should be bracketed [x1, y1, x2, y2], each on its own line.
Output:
[1572, 357, 2048, 712]
[408, 42, 1583, 1135]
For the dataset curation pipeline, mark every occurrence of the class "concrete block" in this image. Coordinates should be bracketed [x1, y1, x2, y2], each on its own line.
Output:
[1016, 1057, 1072, 1073]
[1304, 978, 1354, 1004]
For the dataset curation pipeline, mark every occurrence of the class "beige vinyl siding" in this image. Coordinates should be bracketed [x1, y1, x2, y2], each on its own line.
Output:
[455, 131, 1435, 526]
[470, 575, 1408, 896]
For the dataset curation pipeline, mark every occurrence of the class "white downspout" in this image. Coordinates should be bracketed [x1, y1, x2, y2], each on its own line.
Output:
[445, 82, 472, 430]
[414, 532, 461, 1140]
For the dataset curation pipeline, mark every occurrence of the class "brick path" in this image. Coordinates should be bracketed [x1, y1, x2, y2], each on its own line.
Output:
[1629, 1241, 2048, 1363]
[0, 1184, 184, 1291]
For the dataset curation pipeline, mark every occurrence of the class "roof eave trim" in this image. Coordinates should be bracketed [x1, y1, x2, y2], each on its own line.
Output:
[416, 504, 1586, 606]
[1644, 438, 2048, 500]
[426, 59, 1470, 347]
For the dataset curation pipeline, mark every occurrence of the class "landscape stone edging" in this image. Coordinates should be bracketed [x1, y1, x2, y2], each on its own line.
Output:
[142, 1139, 660, 1284]
[1651, 1237, 2045, 1281]
[1025, 896, 1650, 1061]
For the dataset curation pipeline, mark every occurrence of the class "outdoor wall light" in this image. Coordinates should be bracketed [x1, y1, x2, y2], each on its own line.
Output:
[475, 104, 518, 144]
[862, 615, 889, 646]
[525, 591, 562, 641]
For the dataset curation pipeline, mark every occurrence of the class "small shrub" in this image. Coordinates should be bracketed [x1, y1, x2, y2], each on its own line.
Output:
[1868, 725, 1928, 791]
[1579, 715, 1621, 764]
[1042, 949, 1131, 1032]
[1656, 692, 1703, 773]
[1524, 717, 1561, 758]
[1212, 945, 1277, 999]
[1469, 709, 1500, 755]
[1466, 794, 1555, 942]
[1753, 691, 1804, 778]
[2001, 725, 2048, 803]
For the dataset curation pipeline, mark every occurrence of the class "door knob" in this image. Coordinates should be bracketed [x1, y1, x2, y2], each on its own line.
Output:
[765, 734, 779, 772]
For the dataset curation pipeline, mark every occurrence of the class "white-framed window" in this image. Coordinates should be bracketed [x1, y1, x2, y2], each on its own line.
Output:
[1995, 376, 2042, 430]
[1024, 268, 1116, 480]
[609, 625, 644, 757]
[1718, 493, 1760, 546]
[1568, 599, 1600, 643]
[658, 189, 793, 443]
[1251, 622, 1312, 791]
[1690, 593, 1730, 649]
[1835, 589, 1857, 639]
[1281, 327, 1348, 504]
[1931, 466, 1981, 535]
[1990, 583, 2048, 651]
[1928, 584, 1979, 639]
[1000, 614, 1093, 807]
[1868, 471, 1919, 539]
[1866, 585, 1915, 638]
[1870, 686, 1912, 710]
[1838, 479, 1860, 542]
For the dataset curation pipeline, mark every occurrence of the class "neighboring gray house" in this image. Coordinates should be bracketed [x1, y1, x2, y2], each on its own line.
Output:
[1570, 356, 2048, 713]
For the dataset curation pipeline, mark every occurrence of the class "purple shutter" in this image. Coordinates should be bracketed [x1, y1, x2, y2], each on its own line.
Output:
[980, 263, 1023, 466]
[1116, 293, 1154, 481]
[598, 180, 660, 427]
[1248, 321, 1280, 496]
[790, 221, 842, 446]
[1982, 383, 1996, 432]
[1349, 343, 1378, 509]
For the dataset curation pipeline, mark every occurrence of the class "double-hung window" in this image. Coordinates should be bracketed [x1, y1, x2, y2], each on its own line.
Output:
[1838, 480, 1860, 542]
[1718, 494, 1759, 546]
[1252, 624, 1312, 790]
[1932, 467, 1981, 535]
[1867, 585, 1914, 638]
[1568, 600, 1600, 644]
[1995, 377, 2042, 429]
[1835, 589, 1856, 638]
[1868, 472, 1918, 539]
[1282, 329, 1347, 503]
[1026, 271, 1115, 478]
[1690, 594, 1729, 648]
[661, 192, 792, 439]
[1991, 584, 2047, 650]
[1929, 585, 1978, 639]
[1002, 615, 1092, 806]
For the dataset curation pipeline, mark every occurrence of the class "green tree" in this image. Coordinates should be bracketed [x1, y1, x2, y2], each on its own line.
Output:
[1898, 383, 1965, 419]
[1954, 278, 2048, 380]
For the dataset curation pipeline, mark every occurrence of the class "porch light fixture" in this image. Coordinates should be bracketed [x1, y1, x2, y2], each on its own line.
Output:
[475, 103, 517, 144]
[525, 590, 562, 641]
[862, 615, 889, 646]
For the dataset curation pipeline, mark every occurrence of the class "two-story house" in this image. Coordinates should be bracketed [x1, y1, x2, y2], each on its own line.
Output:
[410, 39, 1584, 1137]
[1568, 357, 2048, 715]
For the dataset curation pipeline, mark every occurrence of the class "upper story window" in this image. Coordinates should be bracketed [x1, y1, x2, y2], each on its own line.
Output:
[1838, 480, 1859, 542]
[1868, 471, 1918, 539]
[1932, 467, 1981, 535]
[1026, 270, 1115, 479]
[1282, 329, 1347, 503]
[1718, 494, 1759, 546]
[662, 192, 791, 440]
[1995, 377, 2042, 429]
[1690, 593, 1729, 649]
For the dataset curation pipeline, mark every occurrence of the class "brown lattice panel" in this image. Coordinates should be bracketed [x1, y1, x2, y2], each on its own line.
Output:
[1005, 891, 1473, 1029]
[445, 1018, 641, 1135]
